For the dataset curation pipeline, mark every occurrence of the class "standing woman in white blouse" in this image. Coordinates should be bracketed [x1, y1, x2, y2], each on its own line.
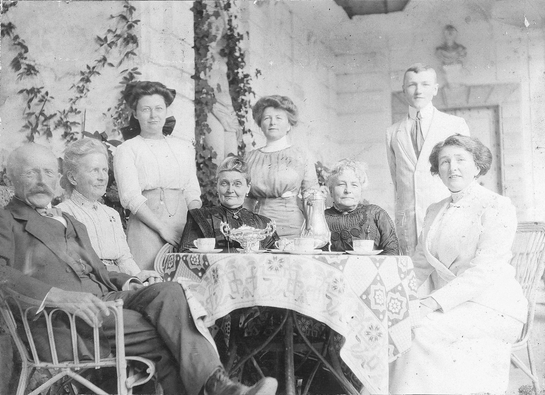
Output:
[389, 135, 527, 393]
[114, 81, 202, 271]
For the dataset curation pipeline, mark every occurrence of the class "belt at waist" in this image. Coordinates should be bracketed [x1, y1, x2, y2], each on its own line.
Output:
[144, 187, 185, 194]
[101, 259, 118, 266]
[257, 194, 298, 201]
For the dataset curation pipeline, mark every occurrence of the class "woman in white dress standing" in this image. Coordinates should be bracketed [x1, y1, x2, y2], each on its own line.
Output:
[390, 134, 527, 394]
[114, 81, 202, 270]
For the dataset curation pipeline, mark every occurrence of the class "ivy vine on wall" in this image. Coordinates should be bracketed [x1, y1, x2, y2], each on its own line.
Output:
[192, 0, 220, 207]
[0, 0, 139, 217]
[57, 1, 141, 142]
[0, 0, 140, 143]
[192, 0, 259, 206]
[220, 0, 260, 156]
[1, 0, 56, 142]
[2, 0, 259, 210]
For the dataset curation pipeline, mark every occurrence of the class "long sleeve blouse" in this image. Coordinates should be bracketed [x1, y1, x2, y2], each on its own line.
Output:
[113, 135, 202, 213]
[180, 205, 279, 252]
[57, 190, 141, 276]
[324, 204, 399, 254]
[245, 145, 319, 199]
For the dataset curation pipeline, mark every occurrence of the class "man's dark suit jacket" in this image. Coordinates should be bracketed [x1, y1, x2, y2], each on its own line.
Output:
[0, 197, 134, 360]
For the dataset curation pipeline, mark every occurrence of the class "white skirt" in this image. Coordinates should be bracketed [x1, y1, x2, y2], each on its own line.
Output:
[127, 188, 188, 271]
[389, 302, 523, 394]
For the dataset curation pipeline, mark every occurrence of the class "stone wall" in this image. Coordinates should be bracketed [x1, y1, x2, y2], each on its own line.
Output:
[242, 1, 342, 169]
[1, 0, 543, 221]
[0, 1, 194, 162]
[328, 0, 545, 220]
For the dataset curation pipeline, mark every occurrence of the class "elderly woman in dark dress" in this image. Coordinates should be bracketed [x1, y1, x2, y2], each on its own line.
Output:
[180, 156, 278, 252]
[324, 159, 399, 254]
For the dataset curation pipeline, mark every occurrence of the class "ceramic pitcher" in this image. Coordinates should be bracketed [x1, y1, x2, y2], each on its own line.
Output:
[301, 190, 330, 249]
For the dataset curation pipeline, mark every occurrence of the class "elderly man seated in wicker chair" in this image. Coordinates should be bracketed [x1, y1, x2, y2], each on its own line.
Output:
[0, 143, 277, 395]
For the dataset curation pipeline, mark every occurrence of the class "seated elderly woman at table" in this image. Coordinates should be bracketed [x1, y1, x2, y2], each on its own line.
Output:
[180, 156, 279, 252]
[57, 138, 162, 283]
[324, 159, 399, 254]
[389, 135, 527, 394]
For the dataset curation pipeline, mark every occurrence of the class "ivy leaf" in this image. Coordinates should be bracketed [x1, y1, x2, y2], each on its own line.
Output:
[10, 54, 22, 72]
[1, 21, 16, 38]
[116, 14, 128, 22]
[13, 38, 28, 53]
[95, 35, 106, 46]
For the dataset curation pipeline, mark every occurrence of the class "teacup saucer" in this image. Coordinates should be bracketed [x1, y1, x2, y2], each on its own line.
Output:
[346, 250, 382, 256]
[236, 248, 269, 254]
[288, 249, 322, 255]
[189, 248, 223, 253]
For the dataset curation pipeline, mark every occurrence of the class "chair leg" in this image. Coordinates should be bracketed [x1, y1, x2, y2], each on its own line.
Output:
[16, 362, 30, 395]
[226, 313, 242, 373]
[526, 343, 542, 395]
[291, 317, 359, 395]
[511, 354, 541, 393]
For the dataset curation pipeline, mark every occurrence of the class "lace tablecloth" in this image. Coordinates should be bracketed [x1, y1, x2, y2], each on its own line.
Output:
[157, 252, 418, 394]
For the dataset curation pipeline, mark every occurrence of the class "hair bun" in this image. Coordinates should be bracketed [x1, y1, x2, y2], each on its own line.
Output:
[122, 81, 177, 110]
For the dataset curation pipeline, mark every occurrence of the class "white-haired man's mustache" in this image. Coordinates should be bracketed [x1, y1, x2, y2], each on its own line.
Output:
[30, 184, 54, 196]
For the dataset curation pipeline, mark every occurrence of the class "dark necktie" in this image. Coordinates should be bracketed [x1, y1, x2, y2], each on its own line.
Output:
[411, 111, 423, 158]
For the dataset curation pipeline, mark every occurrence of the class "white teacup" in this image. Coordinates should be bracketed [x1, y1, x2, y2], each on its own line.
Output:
[293, 238, 315, 252]
[193, 238, 216, 250]
[275, 238, 294, 251]
[353, 239, 374, 252]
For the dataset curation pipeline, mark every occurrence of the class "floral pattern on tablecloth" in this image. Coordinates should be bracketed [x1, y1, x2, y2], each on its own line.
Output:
[160, 253, 418, 395]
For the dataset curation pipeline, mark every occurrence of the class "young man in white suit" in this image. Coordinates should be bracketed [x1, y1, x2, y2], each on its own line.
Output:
[386, 63, 470, 256]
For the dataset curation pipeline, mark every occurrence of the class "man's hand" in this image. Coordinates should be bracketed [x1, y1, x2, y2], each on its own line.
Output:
[46, 288, 110, 328]
[136, 270, 163, 284]
[128, 282, 145, 291]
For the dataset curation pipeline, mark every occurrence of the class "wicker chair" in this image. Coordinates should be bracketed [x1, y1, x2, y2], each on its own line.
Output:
[510, 221, 545, 395]
[0, 185, 14, 208]
[0, 287, 156, 395]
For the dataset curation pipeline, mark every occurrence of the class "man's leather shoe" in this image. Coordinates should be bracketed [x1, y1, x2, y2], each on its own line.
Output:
[204, 367, 277, 395]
